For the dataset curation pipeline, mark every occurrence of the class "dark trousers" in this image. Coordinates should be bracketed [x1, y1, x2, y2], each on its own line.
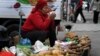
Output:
[74, 7, 86, 23]
[93, 11, 99, 23]
[21, 30, 56, 47]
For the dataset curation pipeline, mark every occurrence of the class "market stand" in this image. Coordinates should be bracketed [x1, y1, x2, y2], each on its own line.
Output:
[14, 32, 91, 56]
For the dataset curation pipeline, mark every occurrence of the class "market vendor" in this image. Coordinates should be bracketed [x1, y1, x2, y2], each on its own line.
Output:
[21, 0, 57, 47]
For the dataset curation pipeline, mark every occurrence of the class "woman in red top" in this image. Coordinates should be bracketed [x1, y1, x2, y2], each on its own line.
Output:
[21, 0, 56, 46]
[73, 0, 86, 23]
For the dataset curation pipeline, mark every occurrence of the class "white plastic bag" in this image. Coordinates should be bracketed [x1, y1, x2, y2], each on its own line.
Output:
[77, 14, 82, 21]
[16, 48, 26, 56]
[33, 40, 44, 51]
[33, 40, 49, 53]
[9, 46, 17, 55]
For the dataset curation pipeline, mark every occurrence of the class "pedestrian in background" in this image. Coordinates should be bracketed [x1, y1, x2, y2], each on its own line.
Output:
[87, 0, 90, 12]
[73, 0, 86, 23]
[90, 0, 100, 24]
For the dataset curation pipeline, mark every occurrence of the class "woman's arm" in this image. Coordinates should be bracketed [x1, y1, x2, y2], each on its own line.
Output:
[29, 14, 51, 30]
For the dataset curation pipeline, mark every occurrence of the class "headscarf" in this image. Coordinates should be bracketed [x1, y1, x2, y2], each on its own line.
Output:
[31, 0, 48, 13]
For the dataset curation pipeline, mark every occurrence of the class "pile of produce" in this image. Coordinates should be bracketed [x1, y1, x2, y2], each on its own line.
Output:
[30, 32, 91, 56]
[65, 32, 91, 56]
[6, 32, 91, 56]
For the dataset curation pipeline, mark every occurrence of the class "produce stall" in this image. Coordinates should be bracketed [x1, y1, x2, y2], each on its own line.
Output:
[3, 32, 91, 56]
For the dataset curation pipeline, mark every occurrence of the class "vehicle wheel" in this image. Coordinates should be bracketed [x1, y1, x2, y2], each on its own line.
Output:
[7, 24, 19, 36]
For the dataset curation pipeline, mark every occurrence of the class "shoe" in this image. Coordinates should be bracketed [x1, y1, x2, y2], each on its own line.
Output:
[94, 22, 98, 24]
[83, 20, 86, 23]
[72, 21, 76, 23]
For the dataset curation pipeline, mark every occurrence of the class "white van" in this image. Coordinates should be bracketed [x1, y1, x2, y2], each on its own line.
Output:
[0, 0, 34, 35]
[0, 0, 63, 35]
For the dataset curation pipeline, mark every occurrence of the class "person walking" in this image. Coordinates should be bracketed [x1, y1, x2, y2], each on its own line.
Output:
[91, 0, 100, 24]
[73, 0, 86, 23]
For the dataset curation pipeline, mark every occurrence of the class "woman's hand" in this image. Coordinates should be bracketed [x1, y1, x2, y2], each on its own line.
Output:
[49, 11, 56, 19]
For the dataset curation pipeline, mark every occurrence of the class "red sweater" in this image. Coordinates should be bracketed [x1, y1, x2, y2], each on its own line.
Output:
[22, 10, 51, 31]
[77, 0, 83, 9]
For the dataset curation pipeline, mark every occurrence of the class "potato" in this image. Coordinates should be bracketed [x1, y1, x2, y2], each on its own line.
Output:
[38, 51, 47, 56]
[45, 54, 53, 56]
[52, 49, 61, 55]
[30, 54, 37, 56]
[80, 40, 87, 45]
[46, 50, 52, 55]
[58, 55, 64, 56]
[66, 32, 77, 39]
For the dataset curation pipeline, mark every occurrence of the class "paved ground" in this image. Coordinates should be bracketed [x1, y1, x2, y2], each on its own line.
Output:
[57, 21, 100, 56]
[74, 31, 100, 56]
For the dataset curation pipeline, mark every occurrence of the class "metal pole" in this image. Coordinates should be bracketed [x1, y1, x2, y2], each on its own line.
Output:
[18, 9, 24, 38]
[19, 14, 22, 37]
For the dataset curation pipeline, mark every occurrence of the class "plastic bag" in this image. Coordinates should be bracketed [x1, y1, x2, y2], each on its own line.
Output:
[33, 40, 49, 53]
[19, 38, 31, 45]
[9, 46, 17, 55]
[0, 47, 14, 56]
[77, 14, 82, 21]
[16, 48, 26, 56]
